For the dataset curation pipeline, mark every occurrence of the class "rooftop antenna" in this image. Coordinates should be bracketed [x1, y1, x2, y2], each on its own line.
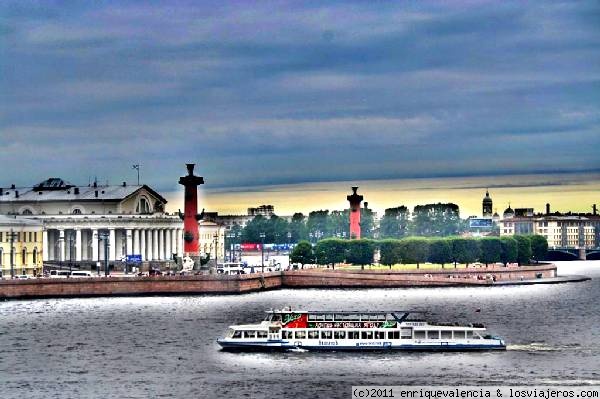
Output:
[132, 164, 140, 185]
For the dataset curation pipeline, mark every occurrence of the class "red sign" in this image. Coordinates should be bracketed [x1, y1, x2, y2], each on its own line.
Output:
[240, 243, 262, 251]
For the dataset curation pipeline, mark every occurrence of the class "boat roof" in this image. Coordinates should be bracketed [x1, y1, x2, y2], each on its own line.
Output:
[266, 309, 425, 314]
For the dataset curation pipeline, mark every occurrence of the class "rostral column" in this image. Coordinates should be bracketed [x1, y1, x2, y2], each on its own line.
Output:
[179, 164, 204, 260]
[347, 186, 363, 239]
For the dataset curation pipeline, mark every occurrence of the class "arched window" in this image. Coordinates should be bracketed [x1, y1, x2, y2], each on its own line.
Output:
[33, 248, 37, 264]
[136, 197, 151, 214]
[0, 248, 3, 266]
[72, 208, 82, 215]
[22, 248, 27, 264]
[21, 209, 33, 215]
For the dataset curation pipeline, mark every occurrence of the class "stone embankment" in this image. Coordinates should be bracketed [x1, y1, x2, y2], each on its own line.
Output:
[0, 263, 571, 300]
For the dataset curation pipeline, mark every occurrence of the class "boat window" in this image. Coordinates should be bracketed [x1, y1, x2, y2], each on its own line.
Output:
[361, 331, 374, 340]
[441, 331, 452, 339]
[374, 331, 386, 339]
[387, 331, 400, 339]
[282, 331, 293, 339]
[325, 314, 334, 321]
[264, 314, 272, 321]
[466, 331, 474, 339]
[386, 313, 396, 321]
[315, 314, 326, 321]
[257, 331, 268, 338]
[428, 331, 440, 340]
[308, 331, 319, 339]
[454, 331, 466, 339]
[360, 314, 370, 321]
[376, 314, 386, 321]
[347, 331, 360, 339]
[232, 331, 242, 339]
[400, 328, 412, 338]
[307, 314, 316, 321]
[227, 329, 235, 338]
[295, 330, 306, 339]
[243, 331, 256, 339]
[334, 331, 346, 339]
[320, 330, 333, 339]
[414, 331, 426, 339]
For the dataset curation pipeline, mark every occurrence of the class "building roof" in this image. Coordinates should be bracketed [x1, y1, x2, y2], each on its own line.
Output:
[0, 180, 167, 204]
[0, 215, 43, 226]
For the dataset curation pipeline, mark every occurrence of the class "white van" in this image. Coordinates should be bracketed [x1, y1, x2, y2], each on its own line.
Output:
[49, 270, 71, 278]
[70, 271, 93, 278]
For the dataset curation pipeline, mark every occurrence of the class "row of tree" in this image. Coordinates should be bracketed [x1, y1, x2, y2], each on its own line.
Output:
[230, 202, 465, 245]
[290, 235, 549, 269]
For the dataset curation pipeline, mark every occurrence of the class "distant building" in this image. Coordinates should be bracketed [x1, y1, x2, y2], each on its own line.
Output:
[0, 216, 44, 276]
[247, 205, 275, 217]
[198, 220, 225, 264]
[482, 189, 493, 217]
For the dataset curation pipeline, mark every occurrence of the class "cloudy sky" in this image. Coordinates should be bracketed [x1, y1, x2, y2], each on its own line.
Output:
[1, 1, 599, 214]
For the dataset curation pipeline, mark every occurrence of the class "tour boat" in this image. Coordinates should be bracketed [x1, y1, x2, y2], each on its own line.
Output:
[217, 309, 506, 351]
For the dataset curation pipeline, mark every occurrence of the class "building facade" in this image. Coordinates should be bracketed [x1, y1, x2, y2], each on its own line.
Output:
[0, 216, 44, 276]
[0, 178, 184, 265]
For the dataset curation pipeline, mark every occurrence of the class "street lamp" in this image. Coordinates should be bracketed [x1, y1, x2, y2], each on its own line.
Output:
[213, 232, 219, 268]
[67, 233, 75, 274]
[8, 229, 17, 278]
[226, 232, 235, 262]
[259, 232, 266, 273]
[98, 231, 110, 277]
[287, 232, 292, 269]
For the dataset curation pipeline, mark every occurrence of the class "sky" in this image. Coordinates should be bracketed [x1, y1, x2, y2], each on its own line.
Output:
[1, 1, 599, 215]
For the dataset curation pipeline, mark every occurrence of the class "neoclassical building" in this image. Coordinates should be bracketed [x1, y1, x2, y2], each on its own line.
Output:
[0, 178, 184, 265]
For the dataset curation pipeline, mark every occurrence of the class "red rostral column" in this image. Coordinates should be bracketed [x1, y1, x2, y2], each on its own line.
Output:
[179, 164, 204, 255]
[347, 186, 363, 239]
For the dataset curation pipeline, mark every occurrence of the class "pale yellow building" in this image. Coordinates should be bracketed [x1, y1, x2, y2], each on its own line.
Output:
[198, 220, 225, 264]
[0, 216, 44, 277]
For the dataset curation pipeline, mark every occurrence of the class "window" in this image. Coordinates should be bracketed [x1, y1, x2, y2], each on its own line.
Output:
[374, 331, 386, 339]
[21, 209, 33, 215]
[441, 331, 452, 339]
[454, 331, 466, 339]
[72, 208, 82, 215]
[282, 331, 293, 339]
[232, 331, 242, 339]
[466, 331, 474, 339]
[414, 331, 426, 339]
[29, 232, 33, 242]
[0, 232, 3, 242]
[257, 331, 267, 338]
[295, 330, 306, 339]
[32, 248, 37, 264]
[0, 248, 3, 266]
[400, 328, 412, 338]
[320, 330, 333, 339]
[308, 330, 319, 339]
[428, 331, 440, 340]
[361, 331, 373, 340]
[243, 331, 256, 339]
[387, 331, 400, 340]
[324, 314, 334, 321]
[347, 331, 360, 339]
[334, 331, 346, 339]
[136, 197, 151, 214]
[22, 248, 27, 264]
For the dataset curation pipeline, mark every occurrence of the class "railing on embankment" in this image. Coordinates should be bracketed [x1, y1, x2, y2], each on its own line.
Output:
[0, 264, 557, 299]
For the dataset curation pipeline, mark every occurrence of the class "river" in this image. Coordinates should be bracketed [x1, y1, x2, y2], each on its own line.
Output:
[1, 261, 599, 399]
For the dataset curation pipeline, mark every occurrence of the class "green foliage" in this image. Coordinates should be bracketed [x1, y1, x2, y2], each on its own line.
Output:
[478, 237, 502, 266]
[328, 210, 350, 238]
[427, 238, 452, 267]
[379, 239, 401, 266]
[242, 215, 290, 243]
[450, 237, 479, 266]
[529, 235, 548, 263]
[398, 237, 429, 267]
[379, 206, 409, 239]
[288, 213, 308, 242]
[360, 207, 375, 239]
[346, 239, 376, 268]
[514, 235, 532, 265]
[315, 238, 347, 268]
[410, 203, 461, 237]
[499, 236, 518, 266]
[290, 240, 314, 267]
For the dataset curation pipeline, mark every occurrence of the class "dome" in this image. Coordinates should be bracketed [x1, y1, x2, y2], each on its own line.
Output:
[503, 204, 514, 217]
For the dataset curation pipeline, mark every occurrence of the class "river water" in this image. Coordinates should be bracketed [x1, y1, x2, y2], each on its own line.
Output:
[1, 261, 599, 399]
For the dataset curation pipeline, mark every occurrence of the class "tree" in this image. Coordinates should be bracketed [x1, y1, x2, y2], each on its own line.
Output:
[379, 239, 400, 268]
[290, 240, 314, 269]
[398, 237, 429, 268]
[450, 237, 479, 267]
[478, 237, 502, 267]
[328, 210, 349, 239]
[379, 206, 409, 239]
[360, 207, 375, 239]
[529, 235, 548, 263]
[514, 235, 532, 266]
[346, 239, 376, 269]
[289, 213, 307, 243]
[307, 210, 330, 239]
[427, 238, 452, 268]
[315, 238, 347, 269]
[410, 203, 460, 237]
[499, 236, 518, 266]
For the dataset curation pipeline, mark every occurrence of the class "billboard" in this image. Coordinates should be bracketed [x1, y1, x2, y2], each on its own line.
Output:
[469, 218, 494, 228]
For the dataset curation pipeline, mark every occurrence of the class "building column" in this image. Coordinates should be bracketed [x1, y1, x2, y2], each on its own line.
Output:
[152, 229, 159, 260]
[59, 229, 65, 262]
[75, 229, 82, 262]
[171, 229, 177, 259]
[140, 229, 147, 261]
[147, 229, 154, 261]
[92, 229, 99, 262]
[157, 229, 164, 260]
[42, 229, 49, 262]
[177, 228, 184, 257]
[126, 229, 133, 258]
[133, 229, 140, 256]
[108, 229, 116, 261]
[165, 229, 172, 261]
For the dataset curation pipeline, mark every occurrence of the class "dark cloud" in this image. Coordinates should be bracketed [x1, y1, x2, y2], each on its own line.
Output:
[1, 1, 599, 192]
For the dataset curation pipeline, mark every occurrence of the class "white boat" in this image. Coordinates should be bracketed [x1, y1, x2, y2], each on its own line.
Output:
[217, 309, 506, 351]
